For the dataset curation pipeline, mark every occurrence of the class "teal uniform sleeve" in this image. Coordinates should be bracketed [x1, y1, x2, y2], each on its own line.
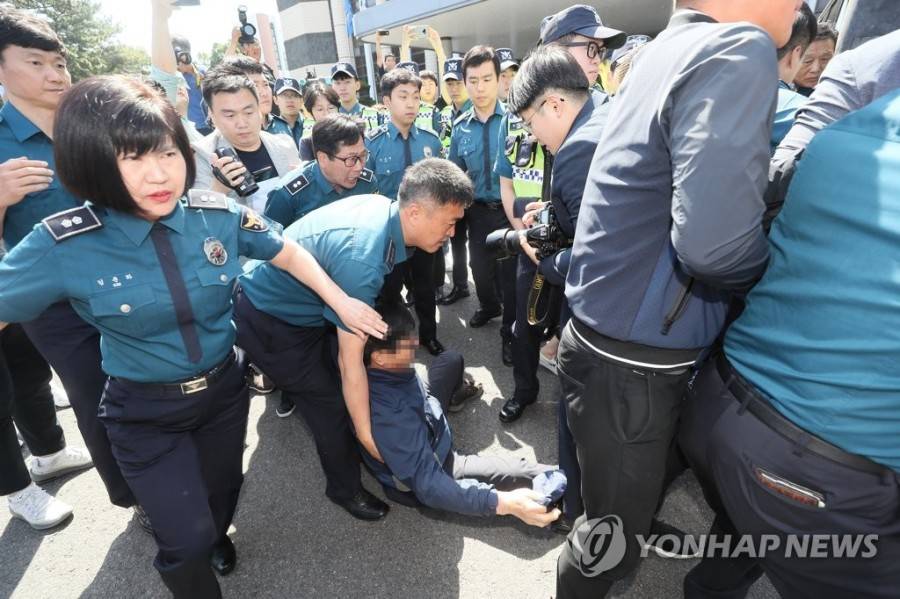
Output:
[448, 127, 464, 170]
[321, 259, 384, 332]
[236, 205, 285, 262]
[494, 120, 514, 178]
[0, 226, 67, 322]
[263, 185, 296, 229]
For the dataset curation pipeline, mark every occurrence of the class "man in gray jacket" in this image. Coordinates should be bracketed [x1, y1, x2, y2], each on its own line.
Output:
[555, 1, 801, 597]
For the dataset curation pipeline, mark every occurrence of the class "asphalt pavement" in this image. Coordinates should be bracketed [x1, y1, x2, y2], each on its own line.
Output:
[0, 270, 779, 599]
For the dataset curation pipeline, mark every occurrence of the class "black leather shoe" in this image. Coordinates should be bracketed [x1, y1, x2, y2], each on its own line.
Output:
[550, 516, 574, 536]
[499, 397, 533, 423]
[438, 285, 470, 305]
[333, 489, 390, 521]
[133, 505, 153, 535]
[502, 338, 513, 366]
[469, 307, 502, 328]
[420, 338, 445, 356]
[210, 536, 236, 576]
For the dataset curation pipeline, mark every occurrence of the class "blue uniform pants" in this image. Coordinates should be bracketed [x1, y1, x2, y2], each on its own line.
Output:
[233, 291, 362, 501]
[679, 355, 900, 599]
[22, 302, 135, 507]
[99, 350, 249, 599]
[0, 324, 65, 495]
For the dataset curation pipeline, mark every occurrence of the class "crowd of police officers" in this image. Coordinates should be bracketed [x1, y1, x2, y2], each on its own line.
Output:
[2, 0, 900, 597]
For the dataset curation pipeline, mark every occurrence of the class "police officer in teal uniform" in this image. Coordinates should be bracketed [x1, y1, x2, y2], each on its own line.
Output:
[234, 159, 472, 521]
[448, 45, 517, 340]
[366, 67, 446, 355]
[267, 77, 305, 149]
[331, 62, 381, 131]
[0, 7, 136, 515]
[395, 61, 442, 135]
[0, 77, 385, 599]
[265, 113, 377, 229]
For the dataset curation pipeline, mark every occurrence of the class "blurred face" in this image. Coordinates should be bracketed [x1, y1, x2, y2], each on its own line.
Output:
[331, 75, 359, 105]
[420, 78, 437, 104]
[464, 61, 499, 113]
[117, 140, 186, 221]
[445, 79, 467, 105]
[384, 83, 420, 128]
[317, 138, 367, 190]
[794, 38, 836, 89]
[407, 200, 465, 253]
[248, 72, 272, 116]
[241, 41, 262, 62]
[371, 336, 418, 371]
[384, 55, 397, 70]
[310, 95, 338, 121]
[209, 88, 262, 151]
[275, 89, 301, 119]
[0, 46, 71, 111]
[499, 67, 517, 99]
[562, 34, 604, 86]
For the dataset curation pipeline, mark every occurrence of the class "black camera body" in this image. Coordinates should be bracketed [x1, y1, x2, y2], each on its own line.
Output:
[213, 147, 259, 198]
[238, 6, 257, 44]
[485, 204, 570, 260]
[173, 45, 192, 65]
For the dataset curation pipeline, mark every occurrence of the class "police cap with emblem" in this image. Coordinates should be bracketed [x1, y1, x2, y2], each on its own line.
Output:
[274, 77, 303, 96]
[442, 58, 463, 81]
[396, 61, 419, 76]
[331, 62, 359, 80]
[497, 48, 519, 72]
[539, 4, 626, 49]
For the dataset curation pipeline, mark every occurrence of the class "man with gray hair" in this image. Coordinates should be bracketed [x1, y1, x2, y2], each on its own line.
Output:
[555, 1, 801, 597]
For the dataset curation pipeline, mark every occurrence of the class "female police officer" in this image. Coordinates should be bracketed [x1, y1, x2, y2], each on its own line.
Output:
[0, 76, 386, 598]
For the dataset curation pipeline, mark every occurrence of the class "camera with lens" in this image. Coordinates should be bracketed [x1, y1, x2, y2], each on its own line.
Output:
[173, 45, 192, 65]
[237, 6, 257, 44]
[485, 204, 570, 260]
[213, 147, 259, 198]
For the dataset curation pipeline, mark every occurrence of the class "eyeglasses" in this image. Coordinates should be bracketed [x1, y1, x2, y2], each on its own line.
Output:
[328, 149, 369, 167]
[521, 99, 548, 134]
[556, 40, 606, 60]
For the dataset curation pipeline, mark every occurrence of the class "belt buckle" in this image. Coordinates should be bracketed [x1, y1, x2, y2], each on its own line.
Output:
[180, 377, 208, 395]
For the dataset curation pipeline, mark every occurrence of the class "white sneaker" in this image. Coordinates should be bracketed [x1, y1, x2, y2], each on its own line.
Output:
[51, 380, 70, 409]
[7, 483, 73, 530]
[29, 446, 93, 483]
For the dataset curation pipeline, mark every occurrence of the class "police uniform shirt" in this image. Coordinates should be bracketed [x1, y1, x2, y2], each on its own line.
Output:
[266, 114, 304, 150]
[771, 80, 807, 152]
[493, 113, 543, 191]
[339, 102, 381, 131]
[0, 102, 81, 250]
[448, 100, 506, 202]
[0, 196, 284, 382]
[439, 99, 473, 148]
[240, 194, 407, 331]
[264, 160, 378, 228]
[365, 121, 442, 200]
[416, 102, 442, 135]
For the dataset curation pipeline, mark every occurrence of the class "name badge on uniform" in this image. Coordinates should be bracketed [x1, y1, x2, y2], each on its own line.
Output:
[203, 237, 228, 266]
[423, 146, 433, 158]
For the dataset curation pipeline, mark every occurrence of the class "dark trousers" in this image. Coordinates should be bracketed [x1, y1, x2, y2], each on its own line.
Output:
[447, 210, 469, 289]
[0, 324, 66, 495]
[22, 302, 134, 507]
[233, 291, 361, 501]
[99, 351, 249, 599]
[511, 255, 542, 404]
[427, 351, 553, 489]
[381, 250, 439, 342]
[555, 320, 693, 599]
[679, 356, 900, 599]
[467, 202, 516, 338]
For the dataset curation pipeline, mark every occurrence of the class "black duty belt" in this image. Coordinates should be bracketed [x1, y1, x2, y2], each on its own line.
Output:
[115, 349, 236, 396]
[716, 353, 889, 477]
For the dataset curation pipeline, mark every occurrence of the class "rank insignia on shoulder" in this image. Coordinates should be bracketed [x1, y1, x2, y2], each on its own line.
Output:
[366, 125, 387, 141]
[358, 168, 374, 183]
[187, 189, 229, 210]
[240, 207, 270, 232]
[42, 206, 102, 242]
[286, 174, 310, 196]
[453, 110, 472, 127]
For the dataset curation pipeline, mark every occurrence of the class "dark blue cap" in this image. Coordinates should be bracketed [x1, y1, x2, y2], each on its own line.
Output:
[395, 61, 419, 75]
[331, 62, 358, 79]
[497, 48, 519, 71]
[540, 4, 626, 49]
[443, 58, 463, 81]
[274, 77, 303, 95]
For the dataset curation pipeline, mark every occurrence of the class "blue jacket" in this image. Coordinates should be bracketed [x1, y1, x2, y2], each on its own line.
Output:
[364, 365, 498, 516]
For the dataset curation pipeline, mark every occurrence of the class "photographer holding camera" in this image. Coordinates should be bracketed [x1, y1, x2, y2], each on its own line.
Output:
[226, 5, 276, 86]
[170, 35, 210, 136]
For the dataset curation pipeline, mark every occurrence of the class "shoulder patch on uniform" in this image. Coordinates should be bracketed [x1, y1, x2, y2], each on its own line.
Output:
[187, 189, 229, 210]
[453, 110, 472, 127]
[286, 173, 310, 196]
[366, 125, 387, 141]
[42, 206, 102, 242]
[240, 207, 270, 232]
[358, 168, 374, 183]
